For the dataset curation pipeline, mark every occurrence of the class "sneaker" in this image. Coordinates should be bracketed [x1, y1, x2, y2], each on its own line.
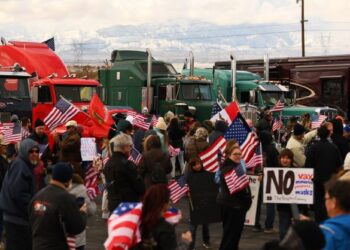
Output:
[202, 242, 211, 249]
[264, 228, 277, 234]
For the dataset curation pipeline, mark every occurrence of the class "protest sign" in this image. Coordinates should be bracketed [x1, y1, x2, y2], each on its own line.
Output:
[263, 167, 314, 204]
[81, 137, 97, 161]
[187, 172, 221, 224]
[245, 175, 260, 226]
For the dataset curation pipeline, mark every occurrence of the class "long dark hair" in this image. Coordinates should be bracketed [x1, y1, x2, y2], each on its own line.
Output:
[140, 184, 170, 238]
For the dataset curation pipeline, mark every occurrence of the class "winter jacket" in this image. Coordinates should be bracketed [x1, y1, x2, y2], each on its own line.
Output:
[305, 139, 342, 184]
[216, 158, 252, 210]
[29, 184, 87, 250]
[320, 214, 350, 250]
[331, 134, 349, 161]
[0, 138, 38, 225]
[286, 129, 317, 168]
[167, 126, 185, 149]
[138, 148, 172, 188]
[0, 155, 9, 190]
[69, 183, 96, 247]
[103, 152, 145, 212]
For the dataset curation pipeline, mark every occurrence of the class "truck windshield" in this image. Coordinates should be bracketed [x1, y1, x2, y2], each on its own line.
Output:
[261, 91, 293, 106]
[54, 86, 96, 102]
[0, 77, 30, 99]
[182, 84, 211, 100]
[140, 63, 177, 75]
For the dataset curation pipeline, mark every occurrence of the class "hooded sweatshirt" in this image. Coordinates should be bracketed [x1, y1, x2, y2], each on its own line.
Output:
[0, 138, 39, 225]
[320, 214, 350, 250]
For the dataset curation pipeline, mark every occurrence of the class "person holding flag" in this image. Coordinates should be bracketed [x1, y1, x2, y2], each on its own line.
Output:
[217, 141, 252, 250]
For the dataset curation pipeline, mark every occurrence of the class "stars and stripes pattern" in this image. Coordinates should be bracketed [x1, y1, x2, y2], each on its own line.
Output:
[168, 175, 189, 204]
[210, 101, 240, 126]
[126, 110, 152, 130]
[198, 136, 227, 172]
[128, 147, 142, 165]
[0, 122, 22, 144]
[270, 95, 285, 112]
[272, 117, 283, 132]
[245, 143, 263, 169]
[168, 145, 180, 157]
[224, 163, 249, 195]
[84, 165, 100, 200]
[66, 236, 76, 250]
[224, 113, 259, 163]
[44, 98, 80, 131]
[104, 202, 182, 250]
[311, 115, 327, 129]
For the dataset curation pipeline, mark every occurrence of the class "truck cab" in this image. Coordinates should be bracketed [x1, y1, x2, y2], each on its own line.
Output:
[0, 65, 32, 122]
[98, 50, 214, 121]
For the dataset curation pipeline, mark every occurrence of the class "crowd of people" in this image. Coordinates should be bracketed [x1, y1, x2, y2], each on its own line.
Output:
[0, 107, 350, 250]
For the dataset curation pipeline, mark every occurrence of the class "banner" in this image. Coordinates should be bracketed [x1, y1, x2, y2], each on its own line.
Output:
[187, 172, 221, 224]
[263, 168, 314, 204]
[81, 137, 97, 161]
[245, 175, 260, 226]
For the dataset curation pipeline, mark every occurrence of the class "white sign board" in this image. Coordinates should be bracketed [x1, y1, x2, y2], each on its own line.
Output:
[245, 175, 260, 226]
[263, 168, 314, 204]
[80, 137, 97, 161]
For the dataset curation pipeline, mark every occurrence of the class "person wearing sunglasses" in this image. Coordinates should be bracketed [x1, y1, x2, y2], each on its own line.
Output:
[0, 138, 39, 250]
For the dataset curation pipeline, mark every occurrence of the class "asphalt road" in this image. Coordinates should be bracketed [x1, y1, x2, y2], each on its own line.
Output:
[86, 197, 278, 250]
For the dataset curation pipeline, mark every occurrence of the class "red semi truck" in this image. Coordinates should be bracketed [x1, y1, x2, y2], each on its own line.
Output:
[0, 39, 115, 137]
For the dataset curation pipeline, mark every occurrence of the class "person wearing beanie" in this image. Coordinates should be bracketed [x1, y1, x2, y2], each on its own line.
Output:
[286, 123, 317, 168]
[0, 138, 39, 250]
[116, 119, 134, 136]
[29, 162, 87, 250]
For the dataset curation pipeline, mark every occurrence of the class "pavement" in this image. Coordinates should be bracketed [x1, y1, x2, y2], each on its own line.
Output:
[86, 197, 278, 250]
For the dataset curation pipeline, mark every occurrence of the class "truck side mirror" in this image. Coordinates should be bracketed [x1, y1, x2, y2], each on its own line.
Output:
[31, 86, 38, 104]
[97, 86, 106, 102]
[249, 90, 256, 105]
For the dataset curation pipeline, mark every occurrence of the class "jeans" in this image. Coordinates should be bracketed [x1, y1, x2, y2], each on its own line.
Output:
[5, 221, 32, 250]
[264, 203, 276, 229]
[170, 151, 185, 177]
[278, 209, 292, 240]
[189, 223, 210, 249]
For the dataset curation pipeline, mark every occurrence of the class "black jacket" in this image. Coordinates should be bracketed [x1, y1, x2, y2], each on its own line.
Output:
[305, 139, 343, 184]
[0, 155, 9, 190]
[167, 126, 185, 149]
[217, 158, 252, 210]
[0, 139, 38, 225]
[29, 184, 86, 250]
[103, 152, 145, 212]
[331, 134, 349, 161]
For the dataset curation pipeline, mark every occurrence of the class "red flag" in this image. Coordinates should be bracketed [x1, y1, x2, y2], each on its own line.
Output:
[210, 101, 240, 126]
[88, 94, 113, 127]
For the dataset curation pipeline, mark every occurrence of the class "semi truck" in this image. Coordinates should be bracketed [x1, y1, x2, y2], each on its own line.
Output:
[98, 50, 214, 121]
[182, 57, 337, 122]
[0, 39, 116, 137]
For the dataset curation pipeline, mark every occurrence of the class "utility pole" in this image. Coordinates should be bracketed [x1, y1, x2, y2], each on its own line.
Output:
[297, 0, 307, 57]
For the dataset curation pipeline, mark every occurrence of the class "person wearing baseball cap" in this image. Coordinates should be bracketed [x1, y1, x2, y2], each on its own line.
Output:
[29, 162, 87, 250]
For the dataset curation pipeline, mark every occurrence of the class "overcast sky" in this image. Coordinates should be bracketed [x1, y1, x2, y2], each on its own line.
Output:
[1, 0, 349, 64]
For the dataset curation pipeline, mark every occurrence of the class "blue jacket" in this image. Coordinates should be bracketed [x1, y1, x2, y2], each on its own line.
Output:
[0, 138, 38, 225]
[320, 214, 350, 250]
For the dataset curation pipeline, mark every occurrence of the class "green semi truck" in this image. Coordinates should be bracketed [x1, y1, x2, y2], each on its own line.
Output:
[182, 66, 337, 121]
[98, 50, 214, 121]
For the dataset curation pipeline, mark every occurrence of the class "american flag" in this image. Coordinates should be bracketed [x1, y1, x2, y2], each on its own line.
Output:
[104, 202, 182, 250]
[21, 128, 31, 140]
[198, 136, 227, 172]
[270, 95, 285, 112]
[168, 175, 189, 204]
[128, 147, 142, 165]
[224, 113, 259, 163]
[245, 143, 263, 169]
[311, 115, 327, 129]
[103, 156, 110, 166]
[84, 165, 100, 200]
[42, 37, 55, 51]
[224, 163, 249, 195]
[272, 117, 283, 132]
[211, 100, 223, 117]
[0, 122, 22, 144]
[44, 98, 80, 131]
[168, 145, 180, 157]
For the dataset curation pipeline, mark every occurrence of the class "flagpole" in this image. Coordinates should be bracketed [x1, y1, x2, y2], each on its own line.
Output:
[278, 110, 282, 144]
